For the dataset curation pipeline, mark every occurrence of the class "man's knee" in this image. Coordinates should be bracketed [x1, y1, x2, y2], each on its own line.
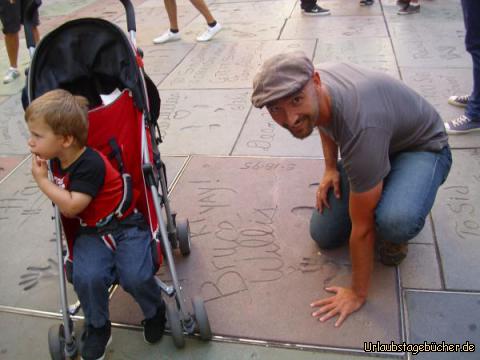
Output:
[309, 210, 350, 249]
[73, 267, 109, 293]
[376, 211, 425, 243]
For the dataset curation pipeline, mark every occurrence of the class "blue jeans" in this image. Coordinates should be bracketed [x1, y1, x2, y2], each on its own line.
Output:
[310, 146, 452, 248]
[461, 0, 480, 121]
[73, 214, 162, 328]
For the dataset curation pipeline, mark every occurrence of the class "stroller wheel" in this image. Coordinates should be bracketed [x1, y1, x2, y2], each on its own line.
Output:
[192, 296, 212, 341]
[176, 219, 191, 257]
[48, 324, 66, 360]
[166, 302, 185, 348]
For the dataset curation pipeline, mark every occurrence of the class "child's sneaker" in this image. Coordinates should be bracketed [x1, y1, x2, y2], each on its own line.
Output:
[153, 30, 181, 44]
[3, 67, 20, 84]
[448, 95, 469, 108]
[397, 3, 420, 15]
[142, 301, 166, 344]
[445, 114, 480, 134]
[81, 321, 112, 360]
[377, 239, 408, 266]
[303, 5, 331, 15]
[196, 22, 222, 42]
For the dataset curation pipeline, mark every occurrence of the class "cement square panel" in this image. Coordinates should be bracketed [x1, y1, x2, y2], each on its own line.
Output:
[405, 290, 480, 360]
[0, 94, 30, 156]
[382, 0, 463, 23]
[194, 1, 295, 22]
[163, 155, 188, 189]
[0, 155, 25, 182]
[0, 313, 63, 360]
[313, 37, 399, 78]
[232, 107, 324, 157]
[39, 0, 96, 17]
[399, 244, 442, 290]
[159, 40, 316, 89]
[156, 90, 251, 155]
[431, 149, 480, 291]
[0, 159, 79, 311]
[141, 43, 196, 87]
[281, 16, 388, 40]
[113, 156, 400, 349]
[183, 21, 285, 42]
[290, 0, 382, 17]
[401, 68, 480, 149]
[389, 22, 469, 68]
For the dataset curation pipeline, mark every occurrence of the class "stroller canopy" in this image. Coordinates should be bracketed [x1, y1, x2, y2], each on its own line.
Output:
[28, 18, 152, 112]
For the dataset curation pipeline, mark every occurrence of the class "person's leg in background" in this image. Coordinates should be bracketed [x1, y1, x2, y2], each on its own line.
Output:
[446, 0, 480, 134]
[300, 0, 330, 16]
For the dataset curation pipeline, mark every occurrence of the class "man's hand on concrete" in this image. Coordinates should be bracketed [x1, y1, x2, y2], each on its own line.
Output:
[310, 286, 365, 327]
[317, 169, 341, 212]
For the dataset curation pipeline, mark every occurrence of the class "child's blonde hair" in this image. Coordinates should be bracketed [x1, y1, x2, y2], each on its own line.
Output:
[25, 89, 90, 147]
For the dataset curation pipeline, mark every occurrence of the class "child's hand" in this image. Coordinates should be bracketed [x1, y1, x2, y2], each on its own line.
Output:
[31, 155, 48, 183]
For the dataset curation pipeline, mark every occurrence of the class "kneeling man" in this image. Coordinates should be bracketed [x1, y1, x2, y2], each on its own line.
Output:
[251, 52, 451, 327]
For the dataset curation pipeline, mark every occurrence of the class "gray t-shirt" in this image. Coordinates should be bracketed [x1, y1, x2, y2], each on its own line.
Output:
[318, 63, 448, 193]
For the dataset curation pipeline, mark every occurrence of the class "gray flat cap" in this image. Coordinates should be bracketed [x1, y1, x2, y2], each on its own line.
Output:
[251, 51, 314, 108]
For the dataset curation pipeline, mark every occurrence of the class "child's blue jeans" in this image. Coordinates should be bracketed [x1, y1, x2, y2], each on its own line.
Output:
[72, 214, 162, 328]
[310, 146, 452, 248]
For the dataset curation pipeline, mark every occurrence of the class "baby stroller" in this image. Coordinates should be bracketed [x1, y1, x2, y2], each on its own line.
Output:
[22, 0, 211, 358]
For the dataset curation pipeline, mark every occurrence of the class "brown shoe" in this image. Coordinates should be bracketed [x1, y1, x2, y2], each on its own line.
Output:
[377, 240, 408, 266]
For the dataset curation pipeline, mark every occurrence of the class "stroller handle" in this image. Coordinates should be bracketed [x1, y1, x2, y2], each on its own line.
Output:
[120, 0, 136, 33]
[23, 0, 41, 50]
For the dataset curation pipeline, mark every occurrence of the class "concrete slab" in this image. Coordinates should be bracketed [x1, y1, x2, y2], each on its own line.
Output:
[39, 0, 96, 17]
[0, 159, 79, 311]
[109, 322, 387, 360]
[0, 96, 8, 105]
[399, 244, 442, 290]
[0, 155, 25, 182]
[281, 16, 389, 40]
[0, 94, 30, 156]
[0, 312, 60, 360]
[156, 90, 251, 155]
[110, 156, 401, 350]
[159, 40, 316, 89]
[382, 0, 463, 23]
[163, 156, 188, 189]
[401, 68, 480, 149]
[142, 43, 196, 87]
[232, 107, 324, 157]
[405, 290, 480, 360]
[389, 22, 469, 69]
[313, 37, 399, 78]
[431, 149, 480, 291]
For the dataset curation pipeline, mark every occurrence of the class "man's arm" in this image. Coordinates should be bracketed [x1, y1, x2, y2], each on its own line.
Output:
[317, 129, 340, 211]
[311, 181, 382, 327]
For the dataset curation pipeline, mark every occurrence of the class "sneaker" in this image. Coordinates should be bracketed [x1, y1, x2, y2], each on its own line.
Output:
[3, 67, 20, 84]
[445, 114, 480, 134]
[397, 3, 420, 14]
[303, 4, 331, 15]
[448, 95, 469, 108]
[360, 0, 374, 6]
[142, 301, 166, 344]
[81, 321, 112, 360]
[377, 240, 408, 266]
[153, 30, 181, 44]
[196, 22, 222, 42]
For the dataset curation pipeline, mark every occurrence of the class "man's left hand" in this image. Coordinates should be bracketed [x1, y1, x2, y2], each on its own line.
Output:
[310, 286, 366, 327]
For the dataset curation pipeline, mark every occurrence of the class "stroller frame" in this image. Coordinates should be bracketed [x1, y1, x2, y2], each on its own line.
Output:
[23, 0, 211, 357]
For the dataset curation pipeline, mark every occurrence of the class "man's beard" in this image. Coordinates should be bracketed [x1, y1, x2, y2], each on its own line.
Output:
[289, 116, 315, 139]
